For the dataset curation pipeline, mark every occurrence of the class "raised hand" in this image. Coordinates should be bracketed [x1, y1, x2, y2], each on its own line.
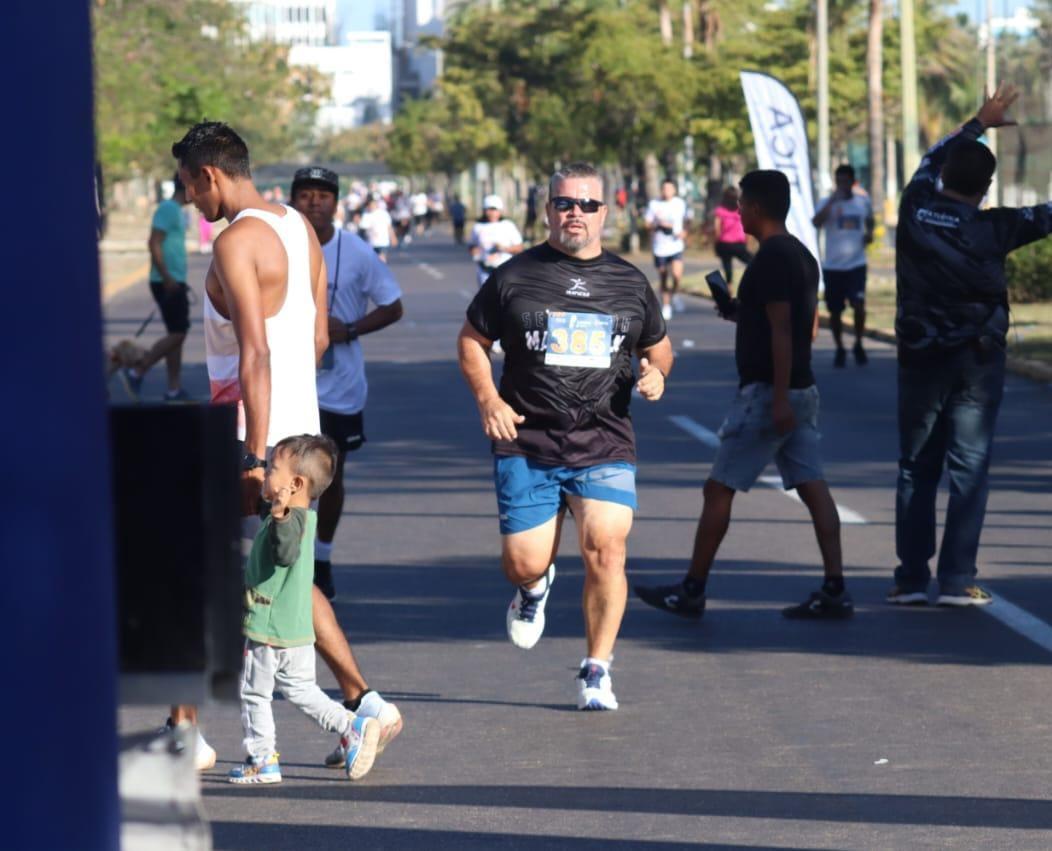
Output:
[977, 82, 1019, 129]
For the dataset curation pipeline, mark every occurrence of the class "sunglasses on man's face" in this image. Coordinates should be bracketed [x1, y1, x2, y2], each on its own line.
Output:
[551, 196, 605, 214]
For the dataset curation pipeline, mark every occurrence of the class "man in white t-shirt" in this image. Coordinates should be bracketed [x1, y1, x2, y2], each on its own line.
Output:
[469, 194, 524, 287]
[813, 163, 875, 367]
[645, 178, 688, 321]
[410, 191, 429, 236]
[290, 166, 406, 761]
[359, 195, 397, 262]
[291, 168, 404, 598]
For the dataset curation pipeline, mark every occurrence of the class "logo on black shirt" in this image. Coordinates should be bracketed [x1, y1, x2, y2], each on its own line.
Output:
[566, 277, 590, 298]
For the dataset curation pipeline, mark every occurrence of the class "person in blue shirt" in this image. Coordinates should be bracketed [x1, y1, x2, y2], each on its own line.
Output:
[121, 174, 192, 401]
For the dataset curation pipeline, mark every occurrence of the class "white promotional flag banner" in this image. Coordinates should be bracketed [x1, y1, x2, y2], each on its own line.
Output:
[739, 71, 821, 270]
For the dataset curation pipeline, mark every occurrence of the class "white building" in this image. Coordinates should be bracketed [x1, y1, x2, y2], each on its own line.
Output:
[233, 0, 337, 47]
[397, 0, 444, 100]
[289, 34, 394, 131]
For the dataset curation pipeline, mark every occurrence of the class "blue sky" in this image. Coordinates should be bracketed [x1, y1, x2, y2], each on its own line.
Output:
[338, 0, 388, 33]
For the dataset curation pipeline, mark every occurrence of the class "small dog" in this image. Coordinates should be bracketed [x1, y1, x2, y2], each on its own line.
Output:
[107, 339, 146, 381]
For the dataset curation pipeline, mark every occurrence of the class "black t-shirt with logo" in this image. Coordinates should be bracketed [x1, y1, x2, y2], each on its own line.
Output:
[466, 242, 667, 467]
[735, 234, 818, 389]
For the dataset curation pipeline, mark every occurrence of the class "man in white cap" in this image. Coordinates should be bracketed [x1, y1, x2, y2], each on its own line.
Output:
[469, 194, 524, 288]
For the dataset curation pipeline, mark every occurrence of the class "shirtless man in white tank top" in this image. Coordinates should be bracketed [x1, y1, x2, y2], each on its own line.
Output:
[168, 122, 402, 767]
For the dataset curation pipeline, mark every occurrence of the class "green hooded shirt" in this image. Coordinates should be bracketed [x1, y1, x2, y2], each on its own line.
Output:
[242, 508, 317, 648]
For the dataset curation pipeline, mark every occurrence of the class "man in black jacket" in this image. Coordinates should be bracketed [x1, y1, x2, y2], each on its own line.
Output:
[891, 82, 1052, 607]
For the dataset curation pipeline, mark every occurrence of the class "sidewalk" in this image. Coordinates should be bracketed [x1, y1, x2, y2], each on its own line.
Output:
[100, 207, 220, 301]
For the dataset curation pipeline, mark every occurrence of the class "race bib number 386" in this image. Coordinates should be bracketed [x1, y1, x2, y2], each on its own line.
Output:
[544, 311, 614, 368]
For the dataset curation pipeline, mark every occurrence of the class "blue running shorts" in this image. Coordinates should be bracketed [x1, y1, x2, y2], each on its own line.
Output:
[493, 455, 638, 535]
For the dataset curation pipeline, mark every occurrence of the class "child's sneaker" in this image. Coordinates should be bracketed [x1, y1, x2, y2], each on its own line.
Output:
[345, 716, 381, 780]
[228, 753, 281, 785]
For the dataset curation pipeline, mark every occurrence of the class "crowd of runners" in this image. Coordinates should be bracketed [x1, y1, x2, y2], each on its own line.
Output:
[121, 80, 1052, 785]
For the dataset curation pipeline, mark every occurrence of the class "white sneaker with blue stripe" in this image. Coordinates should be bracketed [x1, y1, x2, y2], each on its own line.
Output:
[576, 660, 619, 711]
[344, 715, 381, 780]
[506, 564, 555, 650]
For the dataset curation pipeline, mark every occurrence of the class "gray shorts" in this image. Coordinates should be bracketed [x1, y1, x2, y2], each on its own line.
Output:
[709, 383, 824, 492]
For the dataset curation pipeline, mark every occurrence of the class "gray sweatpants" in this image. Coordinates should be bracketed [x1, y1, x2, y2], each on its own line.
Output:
[240, 639, 354, 760]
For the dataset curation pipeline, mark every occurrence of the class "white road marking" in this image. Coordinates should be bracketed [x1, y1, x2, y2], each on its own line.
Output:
[668, 415, 720, 448]
[416, 262, 445, 280]
[669, 415, 866, 525]
[983, 594, 1052, 656]
[758, 476, 866, 525]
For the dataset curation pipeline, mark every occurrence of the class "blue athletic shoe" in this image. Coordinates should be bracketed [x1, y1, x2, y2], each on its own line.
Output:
[344, 715, 381, 780]
[576, 660, 619, 711]
[228, 753, 281, 785]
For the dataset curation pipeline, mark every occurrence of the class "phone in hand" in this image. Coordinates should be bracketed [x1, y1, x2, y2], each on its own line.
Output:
[705, 270, 734, 318]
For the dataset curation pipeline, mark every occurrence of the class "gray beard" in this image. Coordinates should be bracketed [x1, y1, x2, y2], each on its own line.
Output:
[558, 227, 591, 252]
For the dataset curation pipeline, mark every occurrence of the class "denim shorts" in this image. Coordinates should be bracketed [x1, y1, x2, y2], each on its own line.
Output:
[494, 455, 637, 535]
[709, 383, 824, 492]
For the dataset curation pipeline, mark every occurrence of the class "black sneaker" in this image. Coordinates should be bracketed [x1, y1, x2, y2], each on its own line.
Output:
[833, 348, 847, 368]
[314, 559, 336, 600]
[936, 585, 992, 607]
[782, 589, 854, 620]
[853, 341, 868, 365]
[633, 582, 706, 620]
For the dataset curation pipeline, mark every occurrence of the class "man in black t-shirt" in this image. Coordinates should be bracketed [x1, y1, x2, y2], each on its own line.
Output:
[458, 161, 673, 711]
[635, 170, 853, 621]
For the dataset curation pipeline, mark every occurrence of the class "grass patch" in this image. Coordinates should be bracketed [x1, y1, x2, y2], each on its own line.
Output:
[681, 265, 1052, 368]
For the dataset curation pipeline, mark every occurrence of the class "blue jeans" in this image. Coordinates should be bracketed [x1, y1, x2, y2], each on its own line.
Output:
[895, 345, 1005, 594]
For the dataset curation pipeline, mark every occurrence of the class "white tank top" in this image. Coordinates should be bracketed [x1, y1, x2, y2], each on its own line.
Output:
[204, 204, 320, 446]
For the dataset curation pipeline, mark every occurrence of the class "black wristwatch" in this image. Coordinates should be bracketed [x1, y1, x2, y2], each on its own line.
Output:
[345, 322, 359, 343]
[241, 453, 266, 472]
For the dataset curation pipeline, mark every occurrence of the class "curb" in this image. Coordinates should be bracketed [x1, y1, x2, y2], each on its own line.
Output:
[682, 284, 1052, 387]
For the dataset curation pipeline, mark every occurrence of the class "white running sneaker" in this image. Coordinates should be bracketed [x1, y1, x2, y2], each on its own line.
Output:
[344, 715, 381, 781]
[161, 718, 217, 771]
[324, 691, 404, 767]
[506, 564, 555, 650]
[673, 294, 686, 313]
[194, 730, 217, 771]
[661, 303, 673, 321]
[576, 660, 619, 711]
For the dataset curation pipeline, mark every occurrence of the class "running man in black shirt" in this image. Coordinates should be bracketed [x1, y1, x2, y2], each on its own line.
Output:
[635, 170, 853, 621]
[458, 162, 673, 711]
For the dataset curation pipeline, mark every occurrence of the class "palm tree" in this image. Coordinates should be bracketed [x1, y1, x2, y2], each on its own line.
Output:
[867, 0, 885, 224]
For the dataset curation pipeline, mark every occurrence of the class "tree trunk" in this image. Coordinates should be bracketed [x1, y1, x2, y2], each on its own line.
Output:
[682, 1, 695, 58]
[866, 0, 885, 225]
[659, 1, 673, 47]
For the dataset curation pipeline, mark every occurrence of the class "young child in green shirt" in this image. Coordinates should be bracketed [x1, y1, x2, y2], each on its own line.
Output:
[230, 434, 380, 785]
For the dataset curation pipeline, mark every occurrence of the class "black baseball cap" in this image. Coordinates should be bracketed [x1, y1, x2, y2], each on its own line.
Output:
[291, 166, 339, 196]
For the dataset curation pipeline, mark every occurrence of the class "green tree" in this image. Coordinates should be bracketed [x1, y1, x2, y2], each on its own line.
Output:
[92, 0, 326, 181]
[387, 80, 508, 177]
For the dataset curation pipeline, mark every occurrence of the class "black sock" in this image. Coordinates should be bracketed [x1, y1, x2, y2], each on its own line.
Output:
[822, 576, 845, 596]
[683, 576, 706, 598]
[342, 690, 373, 713]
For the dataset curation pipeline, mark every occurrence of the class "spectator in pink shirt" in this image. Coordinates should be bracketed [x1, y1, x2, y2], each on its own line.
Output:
[713, 186, 753, 289]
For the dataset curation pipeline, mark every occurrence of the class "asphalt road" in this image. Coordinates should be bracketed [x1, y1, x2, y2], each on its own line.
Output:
[110, 226, 1052, 850]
